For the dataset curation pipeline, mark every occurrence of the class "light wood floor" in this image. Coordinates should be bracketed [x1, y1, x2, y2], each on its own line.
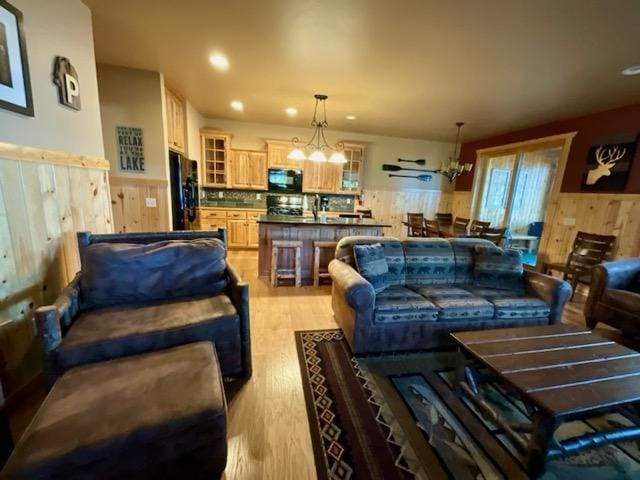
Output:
[8, 250, 615, 480]
[223, 250, 337, 479]
[222, 250, 610, 479]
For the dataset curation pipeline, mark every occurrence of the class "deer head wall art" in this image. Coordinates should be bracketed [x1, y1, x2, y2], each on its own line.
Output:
[581, 137, 637, 191]
[586, 145, 626, 185]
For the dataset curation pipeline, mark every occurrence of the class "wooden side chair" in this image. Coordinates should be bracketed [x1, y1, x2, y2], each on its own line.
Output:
[480, 227, 506, 245]
[435, 213, 453, 228]
[452, 217, 470, 235]
[543, 231, 616, 300]
[424, 219, 441, 237]
[407, 213, 424, 237]
[470, 220, 491, 236]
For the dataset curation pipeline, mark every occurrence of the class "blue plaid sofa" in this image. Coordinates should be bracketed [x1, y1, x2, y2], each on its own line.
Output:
[329, 236, 572, 354]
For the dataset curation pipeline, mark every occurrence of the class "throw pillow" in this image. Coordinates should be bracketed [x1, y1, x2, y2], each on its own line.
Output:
[81, 238, 228, 309]
[473, 245, 525, 292]
[353, 243, 390, 293]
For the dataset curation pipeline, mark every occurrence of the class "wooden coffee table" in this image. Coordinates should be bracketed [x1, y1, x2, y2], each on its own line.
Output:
[451, 324, 640, 478]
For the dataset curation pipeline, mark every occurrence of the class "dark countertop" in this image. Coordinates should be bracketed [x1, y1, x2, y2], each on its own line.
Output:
[257, 215, 391, 227]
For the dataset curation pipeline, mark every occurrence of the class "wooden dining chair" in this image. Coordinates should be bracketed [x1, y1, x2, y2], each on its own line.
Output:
[424, 219, 441, 238]
[480, 227, 506, 245]
[407, 213, 424, 237]
[357, 209, 372, 218]
[470, 220, 491, 235]
[452, 217, 470, 235]
[543, 231, 616, 300]
[435, 213, 453, 228]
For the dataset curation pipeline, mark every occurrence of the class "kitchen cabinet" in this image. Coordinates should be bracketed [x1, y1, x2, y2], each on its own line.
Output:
[201, 129, 232, 187]
[196, 208, 264, 248]
[303, 161, 341, 193]
[165, 87, 185, 153]
[230, 150, 267, 190]
[339, 143, 365, 193]
[227, 218, 249, 247]
[266, 140, 304, 170]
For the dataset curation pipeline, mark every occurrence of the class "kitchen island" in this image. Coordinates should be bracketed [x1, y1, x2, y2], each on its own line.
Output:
[257, 215, 391, 283]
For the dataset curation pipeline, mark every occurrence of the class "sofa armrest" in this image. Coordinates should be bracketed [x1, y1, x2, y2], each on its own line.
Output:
[226, 261, 252, 378]
[34, 272, 82, 387]
[328, 259, 375, 312]
[585, 258, 640, 324]
[524, 270, 572, 324]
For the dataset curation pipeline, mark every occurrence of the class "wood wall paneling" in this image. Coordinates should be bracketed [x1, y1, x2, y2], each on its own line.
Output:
[109, 177, 170, 233]
[362, 188, 466, 239]
[0, 149, 112, 396]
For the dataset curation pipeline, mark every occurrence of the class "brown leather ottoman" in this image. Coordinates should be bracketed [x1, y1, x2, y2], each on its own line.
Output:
[2, 342, 227, 480]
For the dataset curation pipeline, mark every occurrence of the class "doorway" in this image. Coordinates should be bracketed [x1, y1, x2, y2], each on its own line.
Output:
[472, 146, 561, 265]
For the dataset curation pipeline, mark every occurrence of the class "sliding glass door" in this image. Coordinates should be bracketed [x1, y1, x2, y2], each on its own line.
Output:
[472, 146, 560, 264]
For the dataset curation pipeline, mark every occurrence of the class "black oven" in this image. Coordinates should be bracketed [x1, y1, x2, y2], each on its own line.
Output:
[268, 169, 303, 193]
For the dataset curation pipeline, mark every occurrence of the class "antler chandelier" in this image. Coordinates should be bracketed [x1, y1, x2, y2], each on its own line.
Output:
[437, 122, 473, 182]
[288, 94, 346, 163]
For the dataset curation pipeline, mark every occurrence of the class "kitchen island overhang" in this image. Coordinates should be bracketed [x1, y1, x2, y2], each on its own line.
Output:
[257, 215, 391, 283]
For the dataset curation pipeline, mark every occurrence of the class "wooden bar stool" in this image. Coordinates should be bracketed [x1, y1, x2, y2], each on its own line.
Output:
[271, 240, 302, 287]
[313, 241, 337, 287]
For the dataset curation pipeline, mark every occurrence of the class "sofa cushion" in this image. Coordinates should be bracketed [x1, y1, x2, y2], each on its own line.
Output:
[2, 342, 227, 480]
[464, 287, 521, 300]
[403, 239, 455, 286]
[354, 243, 390, 293]
[450, 238, 497, 285]
[80, 239, 228, 309]
[408, 285, 475, 300]
[336, 237, 405, 286]
[473, 246, 525, 292]
[432, 297, 495, 321]
[492, 297, 551, 319]
[56, 294, 242, 376]
[374, 286, 439, 323]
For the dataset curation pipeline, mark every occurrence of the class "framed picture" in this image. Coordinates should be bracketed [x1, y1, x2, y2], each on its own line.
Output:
[581, 134, 638, 191]
[0, 0, 33, 116]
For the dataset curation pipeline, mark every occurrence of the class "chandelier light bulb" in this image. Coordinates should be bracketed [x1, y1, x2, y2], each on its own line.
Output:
[309, 149, 327, 162]
[328, 151, 347, 164]
[287, 148, 306, 161]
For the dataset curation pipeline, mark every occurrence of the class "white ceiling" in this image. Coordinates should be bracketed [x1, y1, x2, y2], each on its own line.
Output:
[83, 0, 640, 142]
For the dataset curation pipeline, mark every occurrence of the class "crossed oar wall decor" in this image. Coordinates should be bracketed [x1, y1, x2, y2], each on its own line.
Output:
[383, 158, 434, 183]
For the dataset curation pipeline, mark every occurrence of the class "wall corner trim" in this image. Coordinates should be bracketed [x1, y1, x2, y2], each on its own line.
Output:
[0, 142, 110, 170]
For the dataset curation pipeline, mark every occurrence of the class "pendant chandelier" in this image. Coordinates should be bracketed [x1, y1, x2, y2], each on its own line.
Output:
[288, 94, 346, 163]
[437, 122, 473, 183]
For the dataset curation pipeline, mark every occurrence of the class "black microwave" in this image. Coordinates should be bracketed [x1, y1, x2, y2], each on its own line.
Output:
[268, 169, 303, 193]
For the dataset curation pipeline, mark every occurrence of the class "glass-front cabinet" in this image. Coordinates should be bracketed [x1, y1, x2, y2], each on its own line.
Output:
[340, 143, 365, 192]
[201, 130, 232, 187]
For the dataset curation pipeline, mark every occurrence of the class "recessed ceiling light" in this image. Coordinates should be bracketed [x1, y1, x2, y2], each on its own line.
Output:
[285, 107, 298, 117]
[345, 114, 356, 120]
[230, 100, 244, 111]
[209, 53, 229, 71]
[622, 65, 640, 76]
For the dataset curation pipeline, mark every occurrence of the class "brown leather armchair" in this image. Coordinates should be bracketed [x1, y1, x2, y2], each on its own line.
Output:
[585, 258, 640, 335]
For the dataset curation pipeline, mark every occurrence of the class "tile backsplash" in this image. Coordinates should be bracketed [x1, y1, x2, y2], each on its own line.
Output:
[200, 188, 356, 212]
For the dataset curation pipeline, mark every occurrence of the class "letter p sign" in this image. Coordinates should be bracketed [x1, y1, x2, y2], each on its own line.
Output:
[53, 56, 82, 111]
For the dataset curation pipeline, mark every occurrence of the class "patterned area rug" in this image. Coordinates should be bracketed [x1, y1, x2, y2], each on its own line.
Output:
[295, 329, 640, 480]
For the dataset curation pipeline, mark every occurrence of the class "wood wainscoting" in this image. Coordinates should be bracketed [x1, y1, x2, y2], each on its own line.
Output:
[539, 193, 640, 263]
[0, 143, 113, 396]
[436, 190, 640, 265]
[362, 189, 468, 239]
[109, 176, 170, 233]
